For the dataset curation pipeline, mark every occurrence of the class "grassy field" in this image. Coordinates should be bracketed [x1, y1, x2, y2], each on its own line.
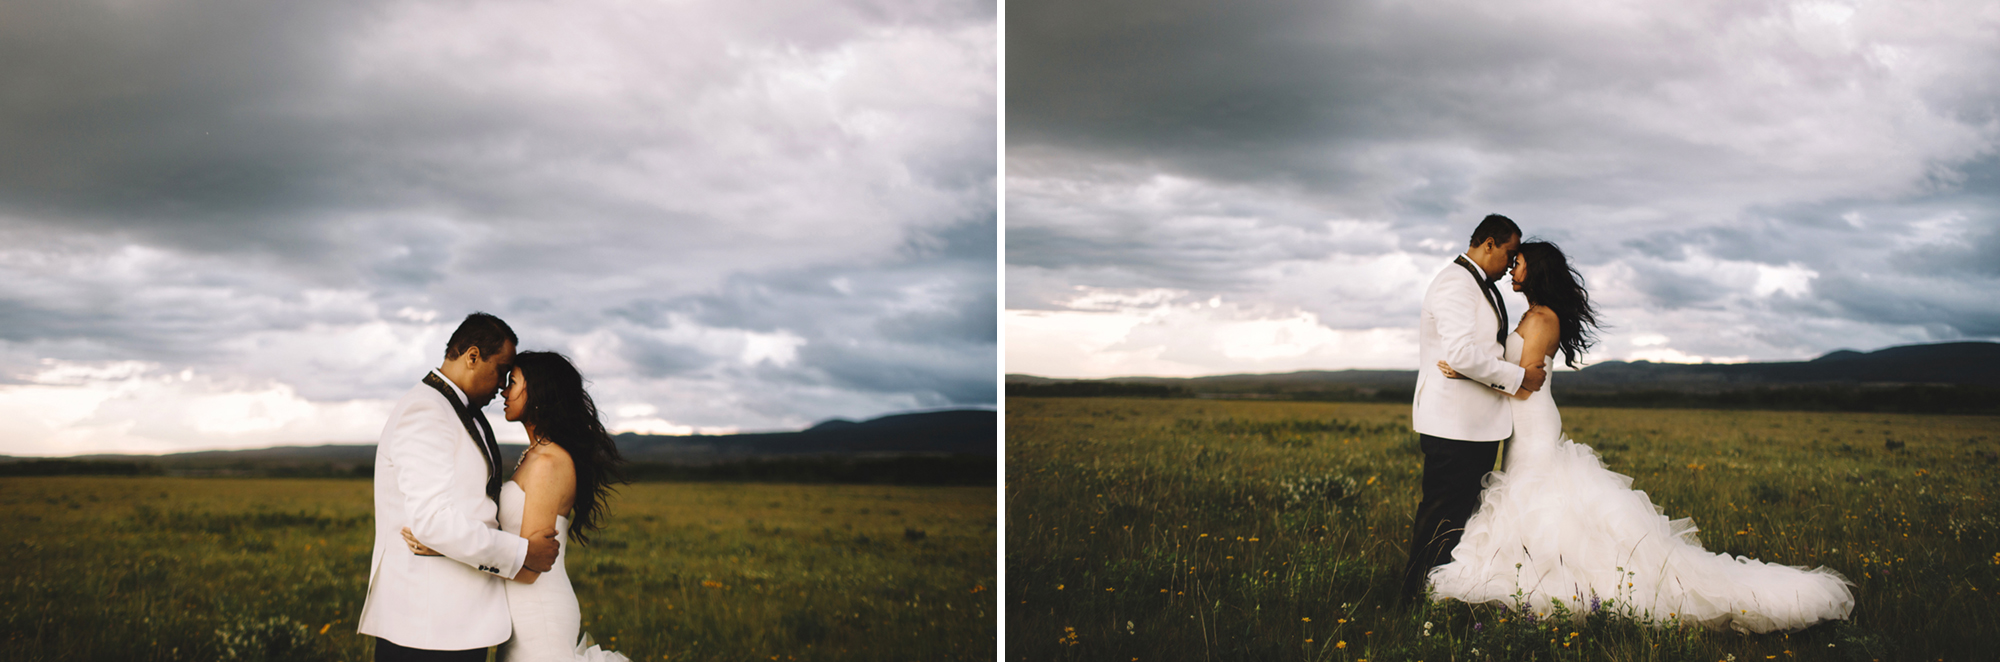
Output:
[3, 477, 995, 662]
[1006, 397, 2000, 661]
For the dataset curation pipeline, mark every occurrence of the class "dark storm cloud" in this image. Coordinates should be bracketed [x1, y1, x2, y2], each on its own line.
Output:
[1008, 0, 1768, 198]
[1620, 259, 1734, 310]
[0, 232, 380, 367]
[0, 0, 994, 453]
[618, 332, 713, 379]
[1008, 0, 2000, 365]
[1006, 164, 1399, 304]
[0, 1, 378, 234]
[1004, 225, 1276, 292]
[601, 214, 995, 402]
[796, 339, 994, 404]
[1814, 271, 2000, 337]
[1, 0, 990, 246]
[1893, 223, 2000, 278]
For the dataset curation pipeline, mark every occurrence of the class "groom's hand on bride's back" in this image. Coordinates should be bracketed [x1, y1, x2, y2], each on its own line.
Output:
[524, 527, 561, 573]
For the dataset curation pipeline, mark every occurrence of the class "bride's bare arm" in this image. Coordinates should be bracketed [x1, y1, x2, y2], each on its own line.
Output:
[1509, 307, 1559, 400]
[510, 446, 579, 584]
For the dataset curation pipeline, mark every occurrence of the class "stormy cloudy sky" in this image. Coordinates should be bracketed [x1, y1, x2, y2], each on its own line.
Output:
[1006, 0, 2000, 378]
[0, 0, 995, 456]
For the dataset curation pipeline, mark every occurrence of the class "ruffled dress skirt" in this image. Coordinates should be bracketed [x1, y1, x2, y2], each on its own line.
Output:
[1426, 336, 1854, 633]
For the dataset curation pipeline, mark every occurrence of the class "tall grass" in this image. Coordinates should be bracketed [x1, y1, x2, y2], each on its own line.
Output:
[3, 477, 994, 661]
[1006, 397, 2000, 661]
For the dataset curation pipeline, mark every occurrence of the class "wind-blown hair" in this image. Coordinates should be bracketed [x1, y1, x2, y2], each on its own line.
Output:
[1516, 241, 1603, 369]
[514, 351, 626, 546]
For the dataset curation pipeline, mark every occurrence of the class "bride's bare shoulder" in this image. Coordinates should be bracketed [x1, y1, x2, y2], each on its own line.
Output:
[1517, 306, 1559, 339]
[514, 443, 577, 487]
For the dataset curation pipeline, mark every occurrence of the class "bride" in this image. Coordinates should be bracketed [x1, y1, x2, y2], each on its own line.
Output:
[1430, 240, 1854, 633]
[407, 351, 632, 661]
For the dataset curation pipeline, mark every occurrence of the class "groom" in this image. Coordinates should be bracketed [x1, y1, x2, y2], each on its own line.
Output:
[358, 312, 561, 661]
[1399, 214, 1546, 607]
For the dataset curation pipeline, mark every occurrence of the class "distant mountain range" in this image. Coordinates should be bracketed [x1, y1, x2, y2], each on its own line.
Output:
[1007, 341, 2000, 413]
[610, 409, 995, 462]
[0, 409, 997, 476]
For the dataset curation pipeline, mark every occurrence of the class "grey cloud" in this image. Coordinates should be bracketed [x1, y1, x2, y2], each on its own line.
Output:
[655, 215, 995, 405]
[1892, 223, 2000, 278]
[1012, 0, 2000, 212]
[1813, 271, 2000, 337]
[0, 0, 994, 451]
[1009, 0, 2000, 366]
[1390, 162, 1478, 221]
[0, 1, 383, 238]
[0, 237, 376, 366]
[1, 0, 990, 262]
[361, 220, 461, 288]
[1007, 167, 1399, 297]
[1002, 266, 1085, 311]
[1005, 224, 1260, 292]
[619, 332, 713, 379]
[1618, 230, 1707, 263]
[1832, 302, 1997, 340]
[516, 213, 1002, 409]
[875, 287, 997, 345]
[791, 339, 993, 405]
[0, 295, 115, 347]
[1012, 0, 1707, 196]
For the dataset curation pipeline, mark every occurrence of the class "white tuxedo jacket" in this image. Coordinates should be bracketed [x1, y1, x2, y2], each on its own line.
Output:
[358, 370, 527, 650]
[1412, 256, 1525, 442]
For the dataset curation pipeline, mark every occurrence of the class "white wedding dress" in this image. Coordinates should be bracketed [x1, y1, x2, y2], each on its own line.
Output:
[498, 481, 630, 662]
[1426, 333, 1854, 633]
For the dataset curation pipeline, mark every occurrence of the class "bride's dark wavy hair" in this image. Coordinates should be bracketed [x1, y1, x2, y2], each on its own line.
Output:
[1516, 240, 1603, 369]
[514, 351, 626, 546]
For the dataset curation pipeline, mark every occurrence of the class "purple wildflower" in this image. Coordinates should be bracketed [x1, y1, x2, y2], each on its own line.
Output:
[1590, 596, 1602, 612]
[1473, 622, 1484, 632]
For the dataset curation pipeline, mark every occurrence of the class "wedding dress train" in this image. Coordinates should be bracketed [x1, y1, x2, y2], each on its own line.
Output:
[1426, 333, 1854, 633]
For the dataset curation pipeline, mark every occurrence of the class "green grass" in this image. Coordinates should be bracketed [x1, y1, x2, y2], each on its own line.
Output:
[1006, 397, 2000, 661]
[3, 477, 995, 662]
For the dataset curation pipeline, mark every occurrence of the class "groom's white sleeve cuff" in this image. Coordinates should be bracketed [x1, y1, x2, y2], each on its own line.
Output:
[1485, 362, 1524, 393]
[491, 535, 528, 579]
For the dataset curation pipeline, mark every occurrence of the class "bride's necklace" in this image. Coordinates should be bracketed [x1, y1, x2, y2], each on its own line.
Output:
[515, 438, 551, 472]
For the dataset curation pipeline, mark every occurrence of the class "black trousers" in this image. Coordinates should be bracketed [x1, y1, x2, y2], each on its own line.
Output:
[1400, 433, 1501, 605]
[373, 637, 489, 662]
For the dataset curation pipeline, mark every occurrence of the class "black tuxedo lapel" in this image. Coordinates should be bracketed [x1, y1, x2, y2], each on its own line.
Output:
[1453, 256, 1508, 345]
[421, 372, 503, 503]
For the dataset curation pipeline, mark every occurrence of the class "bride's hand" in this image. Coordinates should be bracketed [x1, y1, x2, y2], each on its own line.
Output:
[1437, 360, 1466, 379]
[401, 527, 443, 556]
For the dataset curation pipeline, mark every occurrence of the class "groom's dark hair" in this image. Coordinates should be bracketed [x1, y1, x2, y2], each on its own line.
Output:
[444, 312, 517, 361]
[1468, 214, 1521, 248]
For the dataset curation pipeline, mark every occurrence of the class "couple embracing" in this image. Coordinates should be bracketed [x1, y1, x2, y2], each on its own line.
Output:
[358, 313, 630, 661]
[1402, 215, 1854, 632]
